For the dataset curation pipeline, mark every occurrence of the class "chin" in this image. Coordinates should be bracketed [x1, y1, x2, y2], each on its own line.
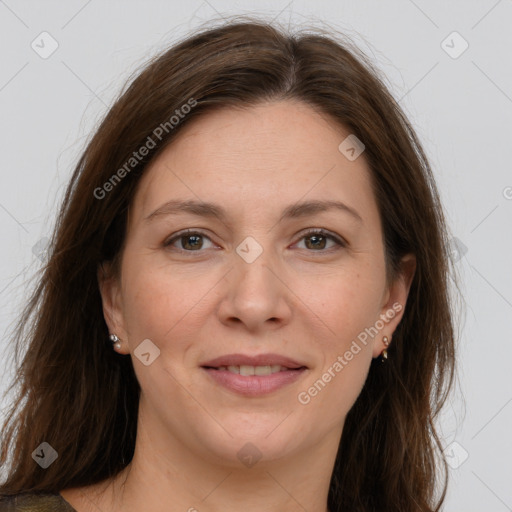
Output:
[193, 418, 307, 468]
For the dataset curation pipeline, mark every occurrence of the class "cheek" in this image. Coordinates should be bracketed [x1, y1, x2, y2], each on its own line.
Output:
[293, 267, 383, 415]
[305, 345, 373, 430]
[297, 298, 376, 426]
[301, 265, 385, 344]
[119, 259, 216, 348]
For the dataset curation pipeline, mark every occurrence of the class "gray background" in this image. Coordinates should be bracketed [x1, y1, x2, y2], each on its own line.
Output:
[0, 1, 511, 510]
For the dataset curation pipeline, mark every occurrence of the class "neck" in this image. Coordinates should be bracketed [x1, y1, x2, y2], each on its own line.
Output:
[110, 435, 335, 512]
[62, 400, 341, 512]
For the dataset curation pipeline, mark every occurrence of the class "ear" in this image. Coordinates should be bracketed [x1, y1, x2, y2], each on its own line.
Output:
[97, 261, 130, 354]
[371, 253, 416, 358]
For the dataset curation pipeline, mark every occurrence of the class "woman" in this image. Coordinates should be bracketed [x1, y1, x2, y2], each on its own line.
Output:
[0, 18, 456, 512]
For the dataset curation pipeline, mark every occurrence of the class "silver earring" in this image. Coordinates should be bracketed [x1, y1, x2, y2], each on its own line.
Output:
[109, 333, 121, 351]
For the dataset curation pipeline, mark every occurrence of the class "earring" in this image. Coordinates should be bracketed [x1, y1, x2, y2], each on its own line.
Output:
[381, 336, 389, 361]
[109, 333, 122, 351]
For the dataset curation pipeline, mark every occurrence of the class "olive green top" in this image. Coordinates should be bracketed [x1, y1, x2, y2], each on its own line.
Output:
[0, 493, 77, 511]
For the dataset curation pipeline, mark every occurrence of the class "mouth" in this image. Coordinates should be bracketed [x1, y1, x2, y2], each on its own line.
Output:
[200, 353, 308, 396]
[202, 364, 306, 376]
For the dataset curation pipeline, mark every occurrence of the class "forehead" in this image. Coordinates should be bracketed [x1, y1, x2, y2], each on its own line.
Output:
[129, 100, 378, 226]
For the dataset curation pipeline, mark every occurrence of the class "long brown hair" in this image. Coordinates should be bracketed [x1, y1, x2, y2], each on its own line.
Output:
[0, 17, 456, 511]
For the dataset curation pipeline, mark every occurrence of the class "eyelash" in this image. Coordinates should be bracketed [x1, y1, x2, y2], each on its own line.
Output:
[163, 228, 346, 254]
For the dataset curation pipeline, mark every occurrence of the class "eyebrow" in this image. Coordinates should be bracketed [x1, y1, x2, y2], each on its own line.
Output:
[143, 199, 363, 224]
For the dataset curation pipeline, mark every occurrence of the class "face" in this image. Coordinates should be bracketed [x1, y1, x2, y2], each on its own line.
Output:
[99, 100, 414, 468]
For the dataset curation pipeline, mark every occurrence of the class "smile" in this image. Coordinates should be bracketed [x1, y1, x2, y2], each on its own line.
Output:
[208, 364, 294, 375]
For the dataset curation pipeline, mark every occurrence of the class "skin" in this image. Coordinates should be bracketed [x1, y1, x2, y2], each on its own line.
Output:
[61, 100, 415, 512]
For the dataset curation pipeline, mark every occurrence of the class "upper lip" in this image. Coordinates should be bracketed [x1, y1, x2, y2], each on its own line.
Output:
[200, 353, 307, 369]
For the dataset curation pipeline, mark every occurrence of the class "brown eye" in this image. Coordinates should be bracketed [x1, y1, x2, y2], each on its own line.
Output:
[164, 230, 215, 251]
[295, 229, 345, 252]
[304, 233, 328, 250]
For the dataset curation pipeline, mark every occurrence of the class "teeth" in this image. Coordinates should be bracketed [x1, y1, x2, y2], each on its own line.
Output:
[217, 365, 289, 375]
[254, 365, 271, 376]
[240, 365, 255, 376]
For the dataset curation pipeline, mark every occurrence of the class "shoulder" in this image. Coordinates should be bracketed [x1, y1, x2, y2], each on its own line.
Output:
[0, 492, 77, 511]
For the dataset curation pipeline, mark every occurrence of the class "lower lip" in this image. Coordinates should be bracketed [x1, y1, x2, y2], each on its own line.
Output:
[202, 367, 307, 396]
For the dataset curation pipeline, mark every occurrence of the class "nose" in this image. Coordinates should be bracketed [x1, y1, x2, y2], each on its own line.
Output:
[216, 245, 292, 333]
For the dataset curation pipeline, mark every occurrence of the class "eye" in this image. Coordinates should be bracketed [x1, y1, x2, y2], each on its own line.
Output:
[294, 228, 346, 252]
[163, 230, 216, 252]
